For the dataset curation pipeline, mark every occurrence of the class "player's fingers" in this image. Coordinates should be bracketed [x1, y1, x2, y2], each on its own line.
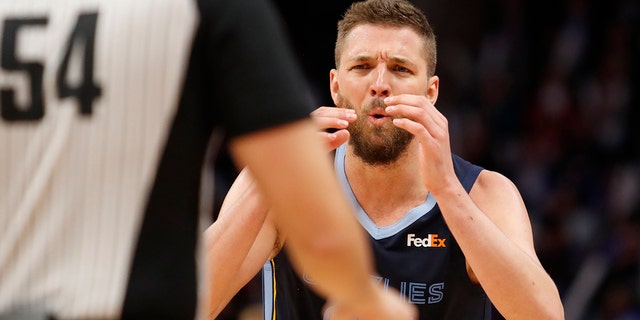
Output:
[386, 104, 447, 141]
[328, 129, 350, 150]
[384, 95, 446, 128]
[391, 116, 431, 140]
[311, 106, 354, 119]
[311, 107, 356, 131]
[318, 129, 350, 152]
[314, 116, 350, 132]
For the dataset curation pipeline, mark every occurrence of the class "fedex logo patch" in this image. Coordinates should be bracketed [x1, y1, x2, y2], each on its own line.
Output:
[407, 233, 446, 248]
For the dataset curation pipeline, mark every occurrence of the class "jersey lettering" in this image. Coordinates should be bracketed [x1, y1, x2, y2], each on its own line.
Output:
[374, 275, 445, 305]
[1, 12, 102, 121]
[428, 282, 444, 304]
[407, 233, 446, 248]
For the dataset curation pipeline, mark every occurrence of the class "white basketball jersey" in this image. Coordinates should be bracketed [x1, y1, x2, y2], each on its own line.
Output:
[0, 0, 197, 318]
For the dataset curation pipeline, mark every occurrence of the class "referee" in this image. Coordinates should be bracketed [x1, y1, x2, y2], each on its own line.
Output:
[0, 0, 415, 319]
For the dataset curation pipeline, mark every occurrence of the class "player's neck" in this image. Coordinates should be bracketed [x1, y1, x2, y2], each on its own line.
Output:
[345, 146, 428, 226]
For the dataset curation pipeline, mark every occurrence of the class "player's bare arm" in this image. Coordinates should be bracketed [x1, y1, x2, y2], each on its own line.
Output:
[204, 168, 272, 318]
[385, 93, 564, 319]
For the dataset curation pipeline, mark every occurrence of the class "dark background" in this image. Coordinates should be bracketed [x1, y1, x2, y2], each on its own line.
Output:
[215, 1, 640, 319]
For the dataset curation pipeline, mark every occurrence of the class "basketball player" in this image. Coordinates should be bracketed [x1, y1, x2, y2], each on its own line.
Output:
[0, 0, 416, 319]
[205, 0, 565, 319]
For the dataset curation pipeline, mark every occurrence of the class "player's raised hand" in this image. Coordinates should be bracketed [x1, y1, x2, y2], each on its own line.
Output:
[383, 94, 458, 196]
[311, 106, 356, 152]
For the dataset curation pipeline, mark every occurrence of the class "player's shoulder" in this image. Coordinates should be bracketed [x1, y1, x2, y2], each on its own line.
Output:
[473, 169, 522, 204]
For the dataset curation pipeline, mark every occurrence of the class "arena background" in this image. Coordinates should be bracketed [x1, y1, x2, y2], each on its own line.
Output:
[212, 1, 640, 319]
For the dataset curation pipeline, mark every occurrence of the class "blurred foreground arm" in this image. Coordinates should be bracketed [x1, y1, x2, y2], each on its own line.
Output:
[230, 119, 416, 319]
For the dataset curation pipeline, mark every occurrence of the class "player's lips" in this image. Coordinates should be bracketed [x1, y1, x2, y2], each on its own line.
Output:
[367, 108, 391, 125]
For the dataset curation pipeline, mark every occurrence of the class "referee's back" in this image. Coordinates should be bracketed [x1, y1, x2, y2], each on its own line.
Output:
[0, 0, 313, 319]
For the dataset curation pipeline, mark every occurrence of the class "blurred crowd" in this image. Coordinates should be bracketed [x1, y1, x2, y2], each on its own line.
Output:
[429, 1, 639, 319]
[214, 1, 640, 319]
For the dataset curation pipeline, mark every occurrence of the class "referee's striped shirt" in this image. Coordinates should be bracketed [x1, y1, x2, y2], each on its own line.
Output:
[0, 0, 312, 319]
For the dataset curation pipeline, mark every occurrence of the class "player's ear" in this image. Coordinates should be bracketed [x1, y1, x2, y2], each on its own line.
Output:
[330, 69, 340, 105]
[426, 75, 439, 105]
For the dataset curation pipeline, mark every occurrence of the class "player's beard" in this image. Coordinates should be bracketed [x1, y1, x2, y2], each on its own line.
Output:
[337, 94, 413, 166]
